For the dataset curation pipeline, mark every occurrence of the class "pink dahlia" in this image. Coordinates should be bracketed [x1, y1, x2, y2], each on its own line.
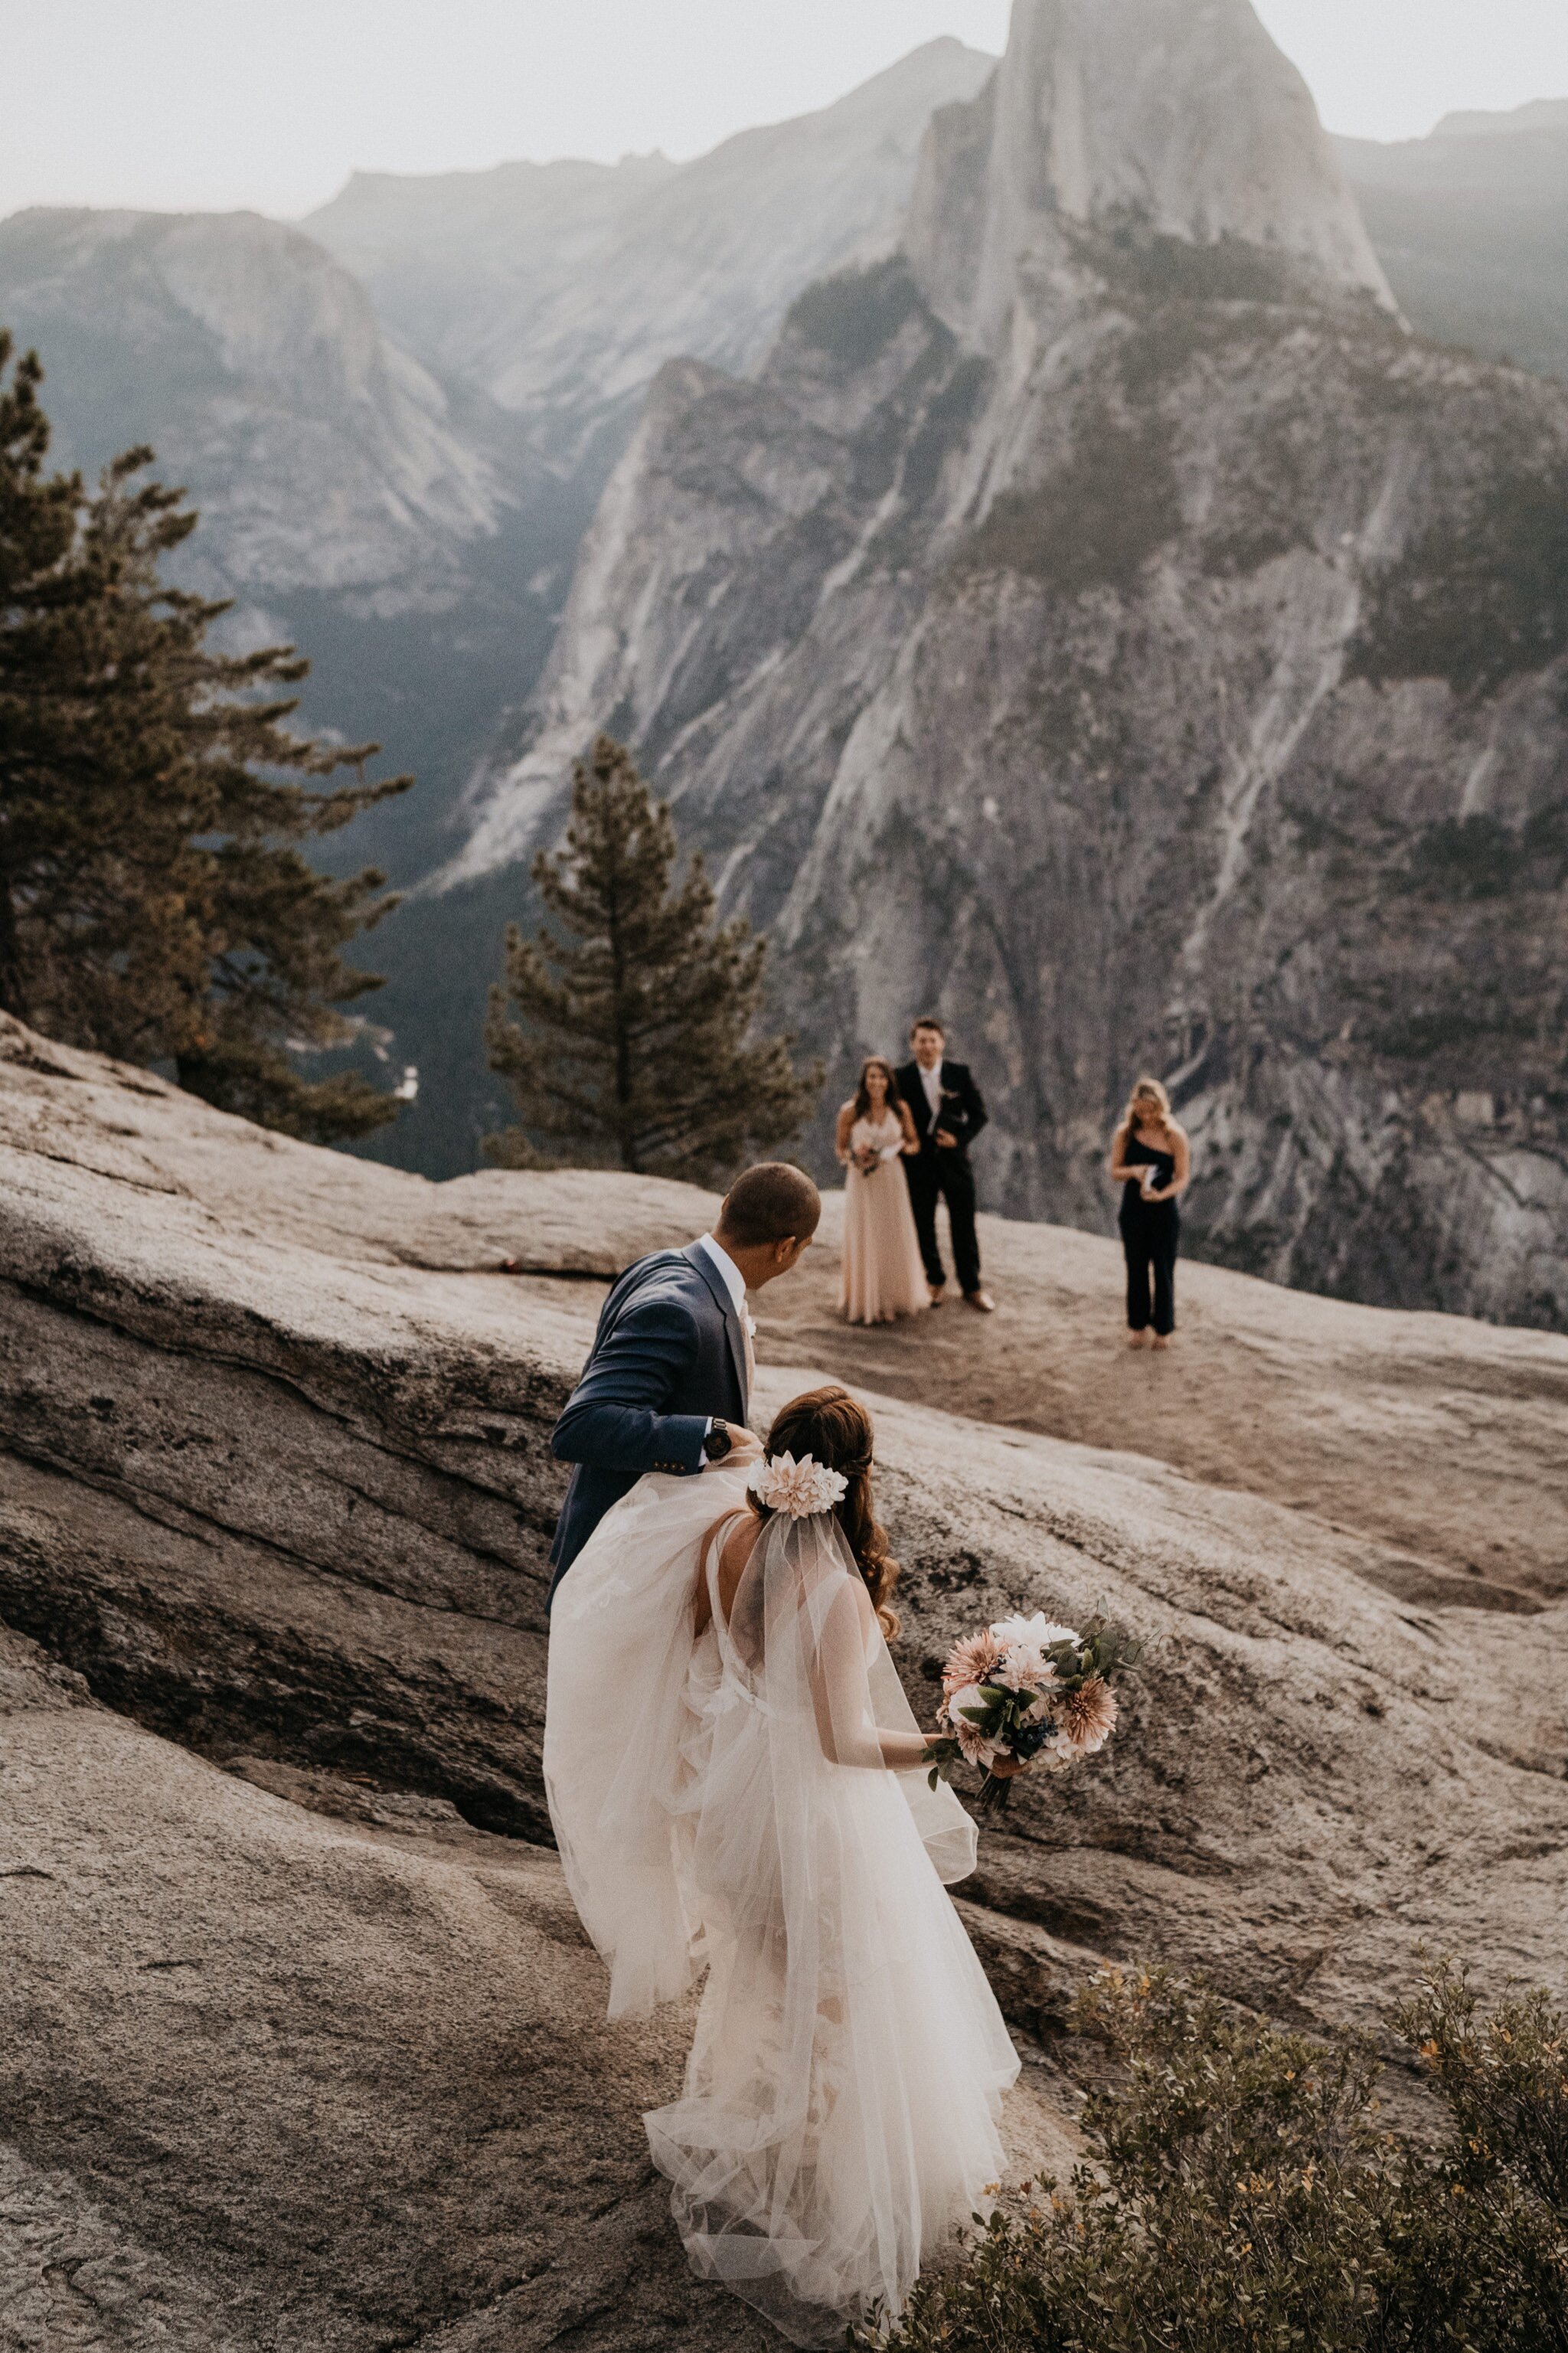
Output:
[942, 1627, 1007, 1696]
[1057, 1675, 1118, 1757]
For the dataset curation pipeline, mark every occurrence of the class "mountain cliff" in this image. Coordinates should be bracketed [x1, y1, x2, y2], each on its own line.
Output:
[0, 204, 544, 898]
[0, 206, 498, 602]
[452, 0, 1568, 1326]
[0, 51, 1000, 1163]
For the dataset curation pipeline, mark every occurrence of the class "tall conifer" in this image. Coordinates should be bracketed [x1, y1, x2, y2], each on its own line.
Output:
[485, 734, 820, 1181]
[0, 335, 410, 1141]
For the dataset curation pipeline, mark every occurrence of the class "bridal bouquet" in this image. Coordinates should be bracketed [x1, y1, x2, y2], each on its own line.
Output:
[923, 1610, 1146, 1813]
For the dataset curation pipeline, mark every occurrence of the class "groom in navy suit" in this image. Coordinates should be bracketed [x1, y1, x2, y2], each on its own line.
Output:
[546, 1162, 821, 1606]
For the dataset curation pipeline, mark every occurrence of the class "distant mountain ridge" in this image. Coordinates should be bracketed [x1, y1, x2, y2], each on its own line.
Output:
[1335, 109, 1568, 387]
[1432, 97, 1568, 139]
[304, 39, 997, 470]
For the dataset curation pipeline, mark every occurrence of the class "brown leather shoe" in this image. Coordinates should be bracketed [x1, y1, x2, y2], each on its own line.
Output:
[963, 1289, 995, 1313]
[928, 1283, 946, 1306]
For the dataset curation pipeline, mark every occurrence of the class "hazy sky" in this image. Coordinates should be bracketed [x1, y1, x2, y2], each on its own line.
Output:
[2, 0, 1566, 221]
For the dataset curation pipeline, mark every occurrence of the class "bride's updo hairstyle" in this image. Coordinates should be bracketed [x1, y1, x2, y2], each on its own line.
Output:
[750, 1384, 900, 1637]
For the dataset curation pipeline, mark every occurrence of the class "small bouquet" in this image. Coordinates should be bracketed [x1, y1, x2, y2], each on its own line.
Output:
[923, 1610, 1146, 1814]
[852, 1142, 883, 1175]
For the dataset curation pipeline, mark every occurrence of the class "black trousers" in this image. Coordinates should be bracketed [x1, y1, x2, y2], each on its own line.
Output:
[1119, 1202, 1179, 1335]
[905, 1152, 982, 1294]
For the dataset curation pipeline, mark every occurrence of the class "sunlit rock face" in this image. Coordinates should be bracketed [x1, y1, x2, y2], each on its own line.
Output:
[452, 0, 1568, 1327]
[2, 1014, 1564, 2350]
[906, 0, 1393, 347]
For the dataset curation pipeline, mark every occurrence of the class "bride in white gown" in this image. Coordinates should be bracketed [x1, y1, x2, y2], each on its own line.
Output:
[545, 1384, 1018, 2346]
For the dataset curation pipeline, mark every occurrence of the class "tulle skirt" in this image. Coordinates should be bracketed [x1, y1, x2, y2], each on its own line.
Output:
[647, 1636, 1018, 2345]
[839, 1162, 929, 1326]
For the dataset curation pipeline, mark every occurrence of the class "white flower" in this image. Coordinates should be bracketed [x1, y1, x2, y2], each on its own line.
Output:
[744, 1312, 757, 1339]
[746, 1450, 849, 1519]
[991, 1613, 1079, 1653]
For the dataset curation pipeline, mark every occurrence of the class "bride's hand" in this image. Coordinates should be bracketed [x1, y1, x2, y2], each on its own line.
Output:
[988, 1754, 1027, 1779]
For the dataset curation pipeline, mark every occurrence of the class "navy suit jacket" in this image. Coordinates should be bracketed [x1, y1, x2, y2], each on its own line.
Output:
[894, 1059, 989, 1162]
[546, 1243, 749, 1607]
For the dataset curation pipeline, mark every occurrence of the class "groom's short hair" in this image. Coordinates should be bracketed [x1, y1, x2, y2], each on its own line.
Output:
[910, 1015, 945, 1039]
[720, 1162, 822, 1247]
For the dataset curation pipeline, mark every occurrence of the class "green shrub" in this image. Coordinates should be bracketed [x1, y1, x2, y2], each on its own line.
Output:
[1084, 217, 1302, 309]
[1350, 452, 1568, 698]
[865, 1962, 1568, 2352]
[787, 258, 926, 371]
[959, 409, 1181, 595]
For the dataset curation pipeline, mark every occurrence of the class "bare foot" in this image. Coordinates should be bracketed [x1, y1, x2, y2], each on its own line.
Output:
[1126, 1328, 1152, 1348]
[963, 1289, 996, 1313]
[928, 1284, 946, 1306]
[1152, 1333, 1173, 1351]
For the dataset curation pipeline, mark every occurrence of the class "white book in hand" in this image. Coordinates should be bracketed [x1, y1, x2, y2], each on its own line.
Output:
[1139, 1163, 1164, 1197]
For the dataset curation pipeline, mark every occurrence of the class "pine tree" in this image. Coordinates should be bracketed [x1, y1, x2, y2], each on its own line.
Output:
[0, 335, 410, 1142]
[485, 734, 821, 1181]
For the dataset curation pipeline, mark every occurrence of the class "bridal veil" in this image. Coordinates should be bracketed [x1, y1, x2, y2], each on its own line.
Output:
[545, 1461, 1018, 2345]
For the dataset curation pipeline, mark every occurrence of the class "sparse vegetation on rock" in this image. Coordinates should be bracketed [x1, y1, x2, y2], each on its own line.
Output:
[871, 1962, 1568, 2353]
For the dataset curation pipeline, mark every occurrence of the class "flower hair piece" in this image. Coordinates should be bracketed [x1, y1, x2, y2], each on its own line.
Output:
[747, 1449, 849, 1519]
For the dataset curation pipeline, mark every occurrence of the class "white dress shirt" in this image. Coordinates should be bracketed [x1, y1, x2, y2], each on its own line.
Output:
[918, 1061, 944, 1120]
[696, 1231, 746, 1316]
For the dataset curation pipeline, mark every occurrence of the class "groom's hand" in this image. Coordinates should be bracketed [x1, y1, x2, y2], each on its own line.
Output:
[935, 1126, 958, 1148]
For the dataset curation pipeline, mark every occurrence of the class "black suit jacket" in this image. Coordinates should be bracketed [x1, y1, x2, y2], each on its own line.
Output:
[546, 1243, 748, 1606]
[894, 1059, 988, 1162]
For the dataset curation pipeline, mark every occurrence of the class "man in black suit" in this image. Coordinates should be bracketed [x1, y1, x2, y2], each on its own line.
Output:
[546, 1162, 820, 1606]
[895, 1017, 995, 1312]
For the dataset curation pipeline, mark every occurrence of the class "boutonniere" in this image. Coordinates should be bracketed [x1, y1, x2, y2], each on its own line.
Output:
[744, 1312, 757, 1340]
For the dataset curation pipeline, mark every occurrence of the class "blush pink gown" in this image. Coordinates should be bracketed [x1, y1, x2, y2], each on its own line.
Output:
[838, 1112, 930, 1325]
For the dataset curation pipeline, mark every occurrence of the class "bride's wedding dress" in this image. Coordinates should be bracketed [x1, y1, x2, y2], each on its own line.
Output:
[545, 1462, 1018, 2346]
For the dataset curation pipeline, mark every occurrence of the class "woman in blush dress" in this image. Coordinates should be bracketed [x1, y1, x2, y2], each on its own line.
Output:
[835, 1057, 929, 1325]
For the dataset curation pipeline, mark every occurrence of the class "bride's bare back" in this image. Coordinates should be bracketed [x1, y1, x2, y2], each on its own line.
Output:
[691, 1510, 759, 1640]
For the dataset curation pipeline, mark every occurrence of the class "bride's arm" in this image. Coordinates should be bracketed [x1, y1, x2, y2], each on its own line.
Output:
[809, 1582, 930, 1770]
